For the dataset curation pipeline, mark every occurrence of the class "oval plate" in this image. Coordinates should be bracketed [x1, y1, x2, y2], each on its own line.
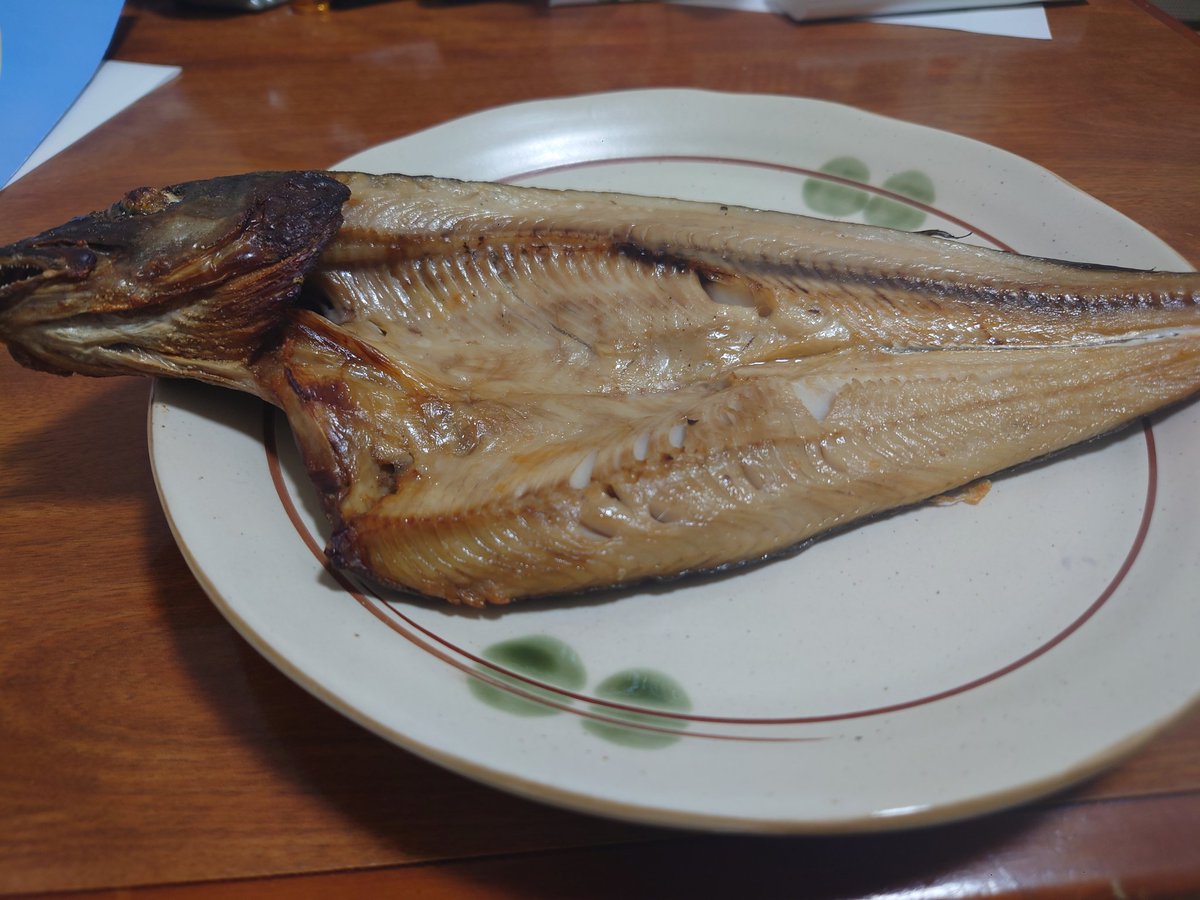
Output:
[149, 90, 1200, 833]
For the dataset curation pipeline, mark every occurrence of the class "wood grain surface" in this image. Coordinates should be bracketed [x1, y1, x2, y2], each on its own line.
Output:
[2, 0, 1199, 895]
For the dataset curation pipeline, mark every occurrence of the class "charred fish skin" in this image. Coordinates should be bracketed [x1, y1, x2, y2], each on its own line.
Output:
[0, 171, 349, 394]
[3, 171, 1200, 607]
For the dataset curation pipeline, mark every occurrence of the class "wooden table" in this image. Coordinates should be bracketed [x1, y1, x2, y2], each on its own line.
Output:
[3, 0, 1199, 895]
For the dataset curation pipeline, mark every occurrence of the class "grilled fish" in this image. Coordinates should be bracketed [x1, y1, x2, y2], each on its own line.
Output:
[2, 170, 1199, 606]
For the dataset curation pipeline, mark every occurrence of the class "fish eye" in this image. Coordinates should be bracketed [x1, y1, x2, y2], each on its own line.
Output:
[120, 187, 183, 216]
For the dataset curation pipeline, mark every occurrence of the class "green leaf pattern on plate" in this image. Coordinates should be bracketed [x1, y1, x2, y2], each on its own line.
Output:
[468, 636, 691, 748]
[802, 156, 871, 217]
[803, 157, 933, 229]
[468, 635, 587, 717]
[865, 170, 935, 230]
[584, 669, 692, 749]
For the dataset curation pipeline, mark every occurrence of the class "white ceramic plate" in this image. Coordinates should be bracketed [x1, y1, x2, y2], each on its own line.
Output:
[149, 90, 1200, 833]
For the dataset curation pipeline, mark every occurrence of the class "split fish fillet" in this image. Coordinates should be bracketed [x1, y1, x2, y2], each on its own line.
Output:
[2, 170, 1200, 606]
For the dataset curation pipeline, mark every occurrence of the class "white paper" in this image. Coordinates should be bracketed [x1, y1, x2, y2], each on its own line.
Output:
[676, 0, 1052, 36]
[867, 4, 1052, 36]
[4, 60, 181, 189]
[551, 0, 1051, 39]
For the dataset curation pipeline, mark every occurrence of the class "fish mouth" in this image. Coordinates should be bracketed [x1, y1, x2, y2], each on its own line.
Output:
[0, 244, 97, 303]
[0, 245, 101, 375]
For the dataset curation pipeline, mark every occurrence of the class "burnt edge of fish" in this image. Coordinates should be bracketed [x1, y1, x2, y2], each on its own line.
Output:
[0, 171, 349, 390]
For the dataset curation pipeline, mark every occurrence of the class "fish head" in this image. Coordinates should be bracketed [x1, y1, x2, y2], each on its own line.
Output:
[0, 171, 350, 390]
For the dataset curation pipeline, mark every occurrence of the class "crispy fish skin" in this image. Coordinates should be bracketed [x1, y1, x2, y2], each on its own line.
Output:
[3, 171, 1200, 606]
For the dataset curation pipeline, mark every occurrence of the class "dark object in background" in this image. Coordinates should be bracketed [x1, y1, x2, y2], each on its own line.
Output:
[183, 0, 293, 10]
